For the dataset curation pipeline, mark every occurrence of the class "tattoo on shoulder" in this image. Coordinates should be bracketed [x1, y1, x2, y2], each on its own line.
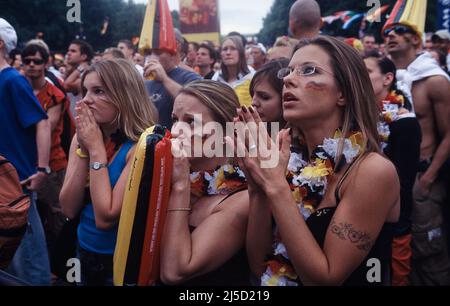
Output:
[329, 219, 372, 251]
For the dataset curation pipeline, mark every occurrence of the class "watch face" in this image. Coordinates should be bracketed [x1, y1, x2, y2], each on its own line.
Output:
[93, 162, 100, 170]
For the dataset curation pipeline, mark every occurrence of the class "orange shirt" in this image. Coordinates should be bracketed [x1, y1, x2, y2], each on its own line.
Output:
[36, 82, 68, 172]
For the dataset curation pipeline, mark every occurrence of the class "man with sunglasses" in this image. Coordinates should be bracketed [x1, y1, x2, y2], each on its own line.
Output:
[0, 18, 51, 285]
[385, 22, 450, 285]
[22, 43, 69, 266]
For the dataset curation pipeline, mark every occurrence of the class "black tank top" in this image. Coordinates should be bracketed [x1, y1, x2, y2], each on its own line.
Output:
[305, 206, 393, 286]
[303, 158, 394, 286]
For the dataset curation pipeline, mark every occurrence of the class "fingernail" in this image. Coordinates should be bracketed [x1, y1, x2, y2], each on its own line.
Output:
[242, 106, 248, 113]
[249, 106, 255, 114]
[239, 115, 244, 121]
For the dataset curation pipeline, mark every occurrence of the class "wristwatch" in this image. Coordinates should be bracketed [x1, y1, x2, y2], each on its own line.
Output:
[89, 162, 107, 171]
[37, 166, 52, 175]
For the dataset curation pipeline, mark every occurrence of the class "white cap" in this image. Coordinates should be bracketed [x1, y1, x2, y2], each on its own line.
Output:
[432, 29, 450, 41]
[0, 18, 17, 54]
[253, 43, 267, 54]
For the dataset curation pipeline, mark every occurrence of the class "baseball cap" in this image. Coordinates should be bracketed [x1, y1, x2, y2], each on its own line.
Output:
[252, 43, 267, 54]
[432, 29, 450, 41]
[0, 18, 17, 54]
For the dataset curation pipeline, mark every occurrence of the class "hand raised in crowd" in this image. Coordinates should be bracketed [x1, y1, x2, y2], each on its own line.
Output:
[74, 101, 104, 154]
[144, 59, 168, 82]
[227, 106, 291, 194]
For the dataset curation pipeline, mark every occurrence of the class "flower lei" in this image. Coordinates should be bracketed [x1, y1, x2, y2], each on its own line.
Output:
[261, 130, 364, 286]
[378, 90, 410, 150]
[190, 164, 247, 197]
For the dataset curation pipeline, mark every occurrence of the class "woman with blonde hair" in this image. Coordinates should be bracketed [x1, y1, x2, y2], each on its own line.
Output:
[235, 36, 400, 286]
[59, 59, 157, 285]
[212, 36, 255, 106]
[160, 80, 251, 285]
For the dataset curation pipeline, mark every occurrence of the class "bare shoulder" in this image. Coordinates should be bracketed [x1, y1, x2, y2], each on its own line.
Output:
[425, 75, 450, 98]
[343, 153, 399, 210]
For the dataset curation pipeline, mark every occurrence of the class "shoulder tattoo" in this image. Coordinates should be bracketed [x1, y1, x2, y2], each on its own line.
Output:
[329, 219, 372, 251]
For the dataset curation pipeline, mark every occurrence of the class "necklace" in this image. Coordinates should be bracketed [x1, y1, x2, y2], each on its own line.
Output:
[378, 90, 412, 150]
[190, 164, 247, 197]
[261, 129, 364, 286]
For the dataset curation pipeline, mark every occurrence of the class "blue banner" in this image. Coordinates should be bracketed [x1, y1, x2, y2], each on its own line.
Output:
[437, 0, 450, 31]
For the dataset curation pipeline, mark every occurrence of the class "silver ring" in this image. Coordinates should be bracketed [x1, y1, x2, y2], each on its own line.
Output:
[249, 144, 257, 151]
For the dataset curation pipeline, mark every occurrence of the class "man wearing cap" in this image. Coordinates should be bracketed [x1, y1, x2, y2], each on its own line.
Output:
[0, 18, 51, 285]
[250, 43, 267, 71]
[385, 19, 450, 285]
[144, 46, 201, 129]
[432, 29, 450, 71]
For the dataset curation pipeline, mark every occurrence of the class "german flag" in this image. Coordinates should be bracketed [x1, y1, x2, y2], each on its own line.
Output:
[138, 0, 177, 54]
[383, 0, 427, 38]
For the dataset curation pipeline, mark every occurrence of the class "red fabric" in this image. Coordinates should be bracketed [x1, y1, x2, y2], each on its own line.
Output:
[36, 82, 68, 172]
[391, 233, 412, 286]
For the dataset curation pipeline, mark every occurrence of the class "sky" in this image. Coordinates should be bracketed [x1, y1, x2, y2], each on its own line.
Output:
[134, 0, 274, 34]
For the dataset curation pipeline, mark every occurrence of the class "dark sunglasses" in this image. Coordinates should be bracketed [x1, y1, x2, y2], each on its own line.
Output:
[384, 25, 416, 37]
[23, 58, 46, 65]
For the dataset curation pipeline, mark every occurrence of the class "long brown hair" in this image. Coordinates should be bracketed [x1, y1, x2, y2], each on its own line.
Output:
[82, 59, 157, 141]
[295, 36, 381, 165]
[220, 36, 250, 82]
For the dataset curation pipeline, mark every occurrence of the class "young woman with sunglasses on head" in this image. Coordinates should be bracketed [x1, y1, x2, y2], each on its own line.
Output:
[233, 36, 400, 286]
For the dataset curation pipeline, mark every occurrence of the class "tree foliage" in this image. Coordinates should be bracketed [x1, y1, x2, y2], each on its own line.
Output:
[0, 0, 181, 52]
[258, 0, 438, 47]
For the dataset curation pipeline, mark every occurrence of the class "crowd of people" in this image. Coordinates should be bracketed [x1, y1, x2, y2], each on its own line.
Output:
[0, 0, 449, 286]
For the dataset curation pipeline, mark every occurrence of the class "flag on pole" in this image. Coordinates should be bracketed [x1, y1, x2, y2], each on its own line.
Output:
[383, 0, 428, 38]
[139, 0, 177, 54]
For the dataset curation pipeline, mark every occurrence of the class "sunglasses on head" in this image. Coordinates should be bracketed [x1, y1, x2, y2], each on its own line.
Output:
[23, 58, 46, 65]
[384, 25, 416, 37]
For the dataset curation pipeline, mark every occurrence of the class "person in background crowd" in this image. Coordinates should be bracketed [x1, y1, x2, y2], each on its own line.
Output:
[64, 39, 94, 114]
[424, 33, 434, 51]
[0, 17, 51, 285]
[22, 43, 69, 260]
[212, 36, 255, 106]
[431, 30, 450, 70]
[249, 58, 288, 130]
[185, 41, 199, 68]
[143, 44, 201, 129]
[117, 39, 144, 76]
[289, 0, 321, 40]
[362, 34, 378, 54]
[364, 53, 421, 285]
[250, 43, 267, 71]
[196, 43, 216, 79]
[385, 22, 450, 285]
[102, 48, 125, 60]
[133, 52, 145, 68]
[267, 36, 299, 61]
[9, 48, 24, 74]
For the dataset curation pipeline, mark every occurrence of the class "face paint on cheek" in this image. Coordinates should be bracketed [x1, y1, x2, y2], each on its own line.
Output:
[305, 81, 327, 92]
